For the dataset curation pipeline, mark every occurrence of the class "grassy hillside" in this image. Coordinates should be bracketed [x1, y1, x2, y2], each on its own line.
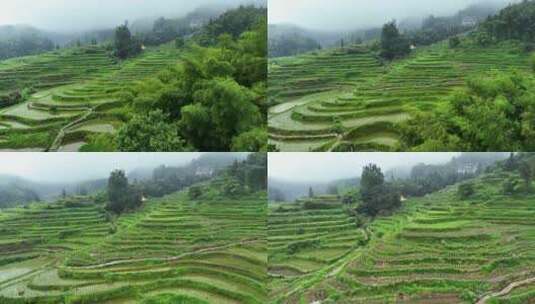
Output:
[0, 44, 181, 151]
[268, 41, 531, 152]
[268, 170, 535, 303]
[0, 189, 267, 303]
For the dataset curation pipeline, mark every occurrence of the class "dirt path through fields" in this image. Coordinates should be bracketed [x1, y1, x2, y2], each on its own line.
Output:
[74, 238, 261, 270]
[476, 277, 535, 304]
[47, 106, 93, 151]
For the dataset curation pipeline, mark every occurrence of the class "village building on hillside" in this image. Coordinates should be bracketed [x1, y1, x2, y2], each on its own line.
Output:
[462, 16, 477, 27]
[195, 167, 214, 177]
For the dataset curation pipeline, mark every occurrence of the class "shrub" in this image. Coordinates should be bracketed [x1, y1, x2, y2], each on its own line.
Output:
[287, 239, 320, 255]
[58, 229, 80, 239]
[64, 200, 87, 208]
[458, 182, 475, 199]
[449, 36, 461, 48]
[108, 224, 117, 235]
[175, 37, 185, 49]
[303, 200, 336, 210]
[188, 185, 202, 200]
[502, 177, 523, 195]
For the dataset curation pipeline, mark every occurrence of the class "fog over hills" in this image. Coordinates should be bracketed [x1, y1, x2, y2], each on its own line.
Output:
[0, 0, 266, 33]
[0, 153, 249, 207]
[269, 0, 514, 31]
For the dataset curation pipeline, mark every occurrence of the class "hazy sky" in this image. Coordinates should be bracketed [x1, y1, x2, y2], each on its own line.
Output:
[0, 153, 211, 183]
[269, 0, 512, 31]
[268, 153, 459, 183]
[0, 0, 264, 32]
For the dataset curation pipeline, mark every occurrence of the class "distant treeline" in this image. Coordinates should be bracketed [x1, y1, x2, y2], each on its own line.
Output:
[106, 153, 266, 214]
[478, 0, 535, 45]
[0, 185, 40, 209]
[268, 2, 502, 58]
[0, 25, 55, 60]
[269, 32, 321, 57]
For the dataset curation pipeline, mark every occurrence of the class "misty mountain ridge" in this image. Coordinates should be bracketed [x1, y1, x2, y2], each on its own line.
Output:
[268, 1, 509, 57]
[0, 0, 267, 59]
[0, 153, 248, 208]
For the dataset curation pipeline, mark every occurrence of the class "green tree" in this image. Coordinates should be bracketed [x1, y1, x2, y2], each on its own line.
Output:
[181, 78, 261, 150]
[80, 133, 117, 152]
[175, 37, 185, 48]
[153, 88, 189, 121]
[458, 182, 475, 199]
[114, 23, 132, 59]
[519, 162, 532, 191]
[503, 178, 519, 194]
[188, 185, 202, 200]
[107, 170, 129, 214]
[116, 110, 189, 152]
[360, 164, 385, 198]
[504, 153, 518, 171]
[449, 36, 461, 48]
[380, 21, 410, 60]
[231, 128, 268, 152]
[179, 103, 216, 151]
[223, 178, 243, 197]
[399, 73, 535, 151]
[359, 164, 400, 216]
[114, 22, 141, 59]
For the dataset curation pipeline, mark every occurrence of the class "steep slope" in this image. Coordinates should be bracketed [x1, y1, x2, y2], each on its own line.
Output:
[0, 190, 267, 303]
[269, 170, 535, 303]
[0, 44, 182, 151]
[268, 41, 531, 152]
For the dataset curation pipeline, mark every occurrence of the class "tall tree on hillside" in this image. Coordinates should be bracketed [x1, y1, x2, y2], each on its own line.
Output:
[380, 21, 410, 60]
[115, 23, 132, 59]
[107, 170, 141, 214]
[114, 22, 141, 59]
[359, 164, 401, 216]
[504, 153, 517, 171]
[360, 164, 385, 198]
[519, 162, 533, 191]
[107, 170, 129, 213]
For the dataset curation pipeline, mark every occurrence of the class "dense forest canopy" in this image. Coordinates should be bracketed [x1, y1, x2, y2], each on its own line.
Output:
[82, 5, 267, 152]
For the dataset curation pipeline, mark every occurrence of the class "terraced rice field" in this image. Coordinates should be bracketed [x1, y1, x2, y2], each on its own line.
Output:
[0, 191, 267, 303]
[268, 195, 368, 299]
[268, 42, 531, 151]
[0, 44, 182, 151]
[269, 171, 535, 303]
